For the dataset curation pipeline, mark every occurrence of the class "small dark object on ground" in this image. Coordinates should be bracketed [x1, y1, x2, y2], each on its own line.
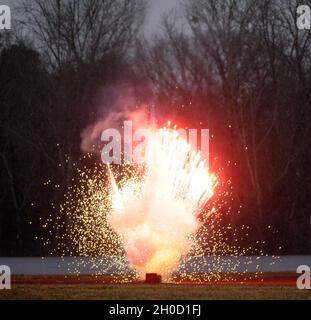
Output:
[145, 273, 162, 284]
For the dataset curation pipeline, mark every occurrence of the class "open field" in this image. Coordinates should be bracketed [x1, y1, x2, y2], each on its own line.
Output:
[1, 256, 310, 275]
[1, 257, 310, 300]
[0, 274, 309, 300]
[0, 283, 310, 300]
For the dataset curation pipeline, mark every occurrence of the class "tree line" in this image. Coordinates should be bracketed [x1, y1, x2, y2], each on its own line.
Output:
[0, 0, 310, 256]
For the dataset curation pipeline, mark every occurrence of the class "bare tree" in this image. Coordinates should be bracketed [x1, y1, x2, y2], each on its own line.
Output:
[19, 0, 145, 69]
[137, 0, 311, 246]
[14, 0, 146, 252]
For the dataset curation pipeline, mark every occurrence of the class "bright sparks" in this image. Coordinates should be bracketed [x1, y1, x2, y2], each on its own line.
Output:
[107, 126, 217, 278]
[44, 124, 271, 283]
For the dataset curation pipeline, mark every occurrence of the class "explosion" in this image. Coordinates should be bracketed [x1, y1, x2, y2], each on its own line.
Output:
[44, 119, 271, 283]
[107, 126, 217, 277]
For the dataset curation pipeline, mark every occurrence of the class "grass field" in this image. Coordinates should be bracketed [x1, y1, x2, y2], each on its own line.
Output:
[0, 274, 309, 300]
[1, 283, 310, 300]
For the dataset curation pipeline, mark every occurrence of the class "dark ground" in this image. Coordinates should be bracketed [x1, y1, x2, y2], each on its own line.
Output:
[1, 283, 310, 300]
[0, 274, 310, 300]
